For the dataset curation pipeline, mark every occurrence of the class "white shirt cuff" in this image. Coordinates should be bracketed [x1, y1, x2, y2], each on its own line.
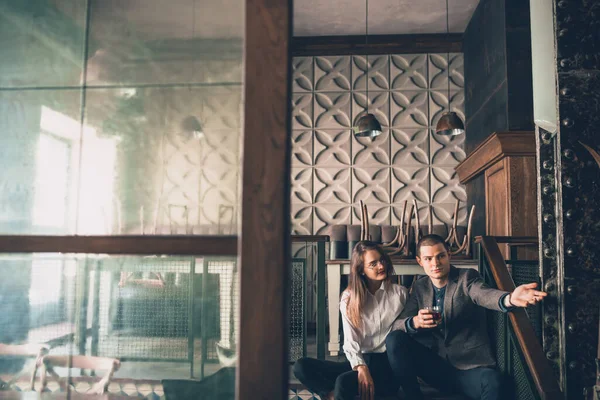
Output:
[346, 352, 366, 370]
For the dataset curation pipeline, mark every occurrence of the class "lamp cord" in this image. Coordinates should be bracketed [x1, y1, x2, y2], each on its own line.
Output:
[446, 0, 450, 112]
[365, 0, 369, 114]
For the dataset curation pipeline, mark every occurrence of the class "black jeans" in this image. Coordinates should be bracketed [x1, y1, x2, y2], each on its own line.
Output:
[293, 353, 398, 400]
[385, 330, 503, 400]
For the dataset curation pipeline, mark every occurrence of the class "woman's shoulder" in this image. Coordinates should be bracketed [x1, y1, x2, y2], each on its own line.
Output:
[339, 289, 351, 306]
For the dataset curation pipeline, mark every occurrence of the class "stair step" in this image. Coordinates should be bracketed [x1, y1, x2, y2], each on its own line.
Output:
[290, 382, 469, 399]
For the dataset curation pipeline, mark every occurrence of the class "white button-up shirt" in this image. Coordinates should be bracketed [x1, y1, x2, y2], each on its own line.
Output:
[339, 282, 408, 369]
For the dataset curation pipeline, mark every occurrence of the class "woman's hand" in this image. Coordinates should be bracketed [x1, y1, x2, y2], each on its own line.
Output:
[412, 308, 438, 329]
[356, 365, 374, 400]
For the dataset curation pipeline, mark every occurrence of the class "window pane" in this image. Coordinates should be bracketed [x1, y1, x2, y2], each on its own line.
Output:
[0, 0, 243, 236]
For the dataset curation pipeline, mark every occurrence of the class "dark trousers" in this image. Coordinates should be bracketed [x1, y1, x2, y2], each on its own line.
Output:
[385, 330, 502, 400]
[293, 353, 398, 400]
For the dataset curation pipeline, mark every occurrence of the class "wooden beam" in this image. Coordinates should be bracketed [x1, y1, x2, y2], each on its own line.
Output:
[292, 33, 462, 56]
[0, 235, 237, 255]
[291, 235, 329, 242]
[238, 0, 292, 398]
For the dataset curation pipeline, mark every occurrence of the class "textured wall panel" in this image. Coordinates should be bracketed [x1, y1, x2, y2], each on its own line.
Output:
[292, 53, 465, 235]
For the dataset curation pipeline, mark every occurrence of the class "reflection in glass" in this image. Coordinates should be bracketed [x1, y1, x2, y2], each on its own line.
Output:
[82, 86, 242, 235]
[0, 0, 86, 88]
[0, 253, 238, 397]
[0, 0, 244, 236]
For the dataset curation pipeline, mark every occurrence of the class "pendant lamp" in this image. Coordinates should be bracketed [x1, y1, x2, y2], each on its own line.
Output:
[353, 0, 382, 138]
[435, 0, 465, 136]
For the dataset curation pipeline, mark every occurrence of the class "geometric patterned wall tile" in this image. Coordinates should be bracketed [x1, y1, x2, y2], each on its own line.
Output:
[291, 167, 313, 204]
[430, 202, 468, 226]
[390, 128, 429, 166]
[292, 93, 313, 130]
[314, 92, 352, 129]
[290, 52, 464, 235]
[291, 204, 313, 235]
[314, 167, 351, 203]
[352, 129, 390, 166]
[449, 89, 465, 120]
[314, 56, 351, 91]
[202, 86, 243, 131]
[430, 130, 466, 166]
[351, 203, 391, 226]
[390, 91, 429, 128]
[390, 54, 428, 90]
[292, 130, 313, 166]
[314, 130, 352, 166]
[352, 55, 390, 91]
[391, 202, 431, 227]
[428, 53, 464, 91]
[293, 57, 313, 93]
[429, 53, 449, 90]
[430, 89, 465, 128]
[429, 90, 450, 127]
[314, 204, 352, 234]
[430, 167, 467, 204]
[449, 53, 465, 89]
[352, 91, 390, 127]
[352, 167, 391, 204]
[391, 166, 430, 204]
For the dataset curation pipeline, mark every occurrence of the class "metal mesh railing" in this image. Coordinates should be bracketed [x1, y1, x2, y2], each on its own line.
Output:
[510, 261, 543, 342]
[489, 308, 506, 372]
[512, 342, 537, 400]
[96, 257, 192, 361]
[479, 243, 543, 400]
[289, 258, 306, 363]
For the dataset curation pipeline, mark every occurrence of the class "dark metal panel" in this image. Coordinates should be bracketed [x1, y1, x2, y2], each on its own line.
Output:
[537, 1, 600, 397]
[463, 0, 508, 151]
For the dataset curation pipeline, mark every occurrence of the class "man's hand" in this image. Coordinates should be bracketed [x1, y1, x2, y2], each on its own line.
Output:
[509, 282, 547, 307]
[412, 308, 439, 329]
[356, 365, 374, 400]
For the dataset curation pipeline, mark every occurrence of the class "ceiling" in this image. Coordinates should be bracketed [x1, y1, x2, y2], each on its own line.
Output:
[51, 0, 480, 42]
[293, 0, 481, 36]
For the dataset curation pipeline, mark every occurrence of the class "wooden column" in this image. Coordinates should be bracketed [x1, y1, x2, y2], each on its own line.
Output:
[238, 0, 292, 398]
[456, 131, 537, 258]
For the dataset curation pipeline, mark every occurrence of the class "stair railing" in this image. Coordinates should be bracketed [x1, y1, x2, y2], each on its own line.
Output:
[477, 236, 563, 400]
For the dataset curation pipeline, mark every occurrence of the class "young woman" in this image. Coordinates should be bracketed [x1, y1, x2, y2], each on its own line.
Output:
[293, 241, 408, 400]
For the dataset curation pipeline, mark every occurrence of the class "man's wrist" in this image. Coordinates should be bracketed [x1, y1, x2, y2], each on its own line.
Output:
[507, 293, 516, 307]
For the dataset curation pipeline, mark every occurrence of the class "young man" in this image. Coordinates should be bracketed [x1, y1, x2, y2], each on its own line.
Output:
[386, 234, 546, 400]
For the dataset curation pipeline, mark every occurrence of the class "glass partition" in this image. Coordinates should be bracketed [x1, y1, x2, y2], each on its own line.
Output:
[0, 0, 243, 237]
[0, 0, 247, 398]
[0, 252, 238, 397]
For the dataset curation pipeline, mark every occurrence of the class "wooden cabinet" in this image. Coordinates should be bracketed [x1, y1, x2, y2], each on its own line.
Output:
[456, 131, 538, 259]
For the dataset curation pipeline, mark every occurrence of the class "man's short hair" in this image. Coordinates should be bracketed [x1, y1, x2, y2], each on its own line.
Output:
[416, 234, 450, 257]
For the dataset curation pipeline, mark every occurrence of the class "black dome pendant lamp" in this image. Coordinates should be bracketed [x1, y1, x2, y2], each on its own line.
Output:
[353, 0, 382, 139]
[435, 0, 465, 136]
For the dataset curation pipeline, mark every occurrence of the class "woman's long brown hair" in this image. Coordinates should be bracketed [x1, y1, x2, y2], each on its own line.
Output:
[344, 240, 394, 331]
